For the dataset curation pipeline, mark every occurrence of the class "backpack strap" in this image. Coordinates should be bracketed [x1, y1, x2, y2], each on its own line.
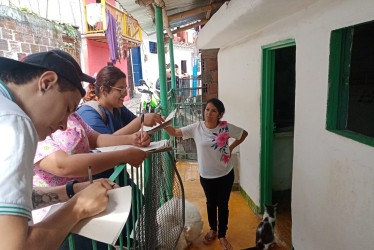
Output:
[81, 100, 108, 124]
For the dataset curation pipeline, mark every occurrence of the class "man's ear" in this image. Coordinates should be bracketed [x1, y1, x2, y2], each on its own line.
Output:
[39, 71, 59, 93]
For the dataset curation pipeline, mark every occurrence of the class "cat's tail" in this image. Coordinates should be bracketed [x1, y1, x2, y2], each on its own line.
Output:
[241, 247, 257, 250]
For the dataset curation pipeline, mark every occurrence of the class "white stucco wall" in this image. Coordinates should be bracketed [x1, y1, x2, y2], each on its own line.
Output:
[0, 0, 86, 32]
[219, 41, 263, 204]
[205, 0, 374, 249]
[140, 33, 197, 88]
[138, 34, 160, 87]
[169, 45, 195, 76]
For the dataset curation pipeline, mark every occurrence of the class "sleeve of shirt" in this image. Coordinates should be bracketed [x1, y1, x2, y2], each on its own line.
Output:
[76, 113, 95, 137]
[228, 123, 244, 140]
[181, 122, 199, 140]
[34, 136, 62, 164]
[77, 105, 112, 134]
[120, 106, 137, 124]
[0, 114, 37, 219]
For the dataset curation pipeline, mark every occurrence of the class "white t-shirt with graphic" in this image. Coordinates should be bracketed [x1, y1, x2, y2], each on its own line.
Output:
[181, 121, 243, 179]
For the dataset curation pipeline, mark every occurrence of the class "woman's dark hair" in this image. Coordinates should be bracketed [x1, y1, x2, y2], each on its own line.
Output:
[83, 66, 126, 101]
[206, 98, 225, 117]
[0, 64, 83, 94]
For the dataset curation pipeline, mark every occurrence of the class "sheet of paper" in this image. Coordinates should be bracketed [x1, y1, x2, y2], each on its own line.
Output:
[96, 139, 171, 153]
[45, 186, 132, 245]
[142, 109, 176, 133]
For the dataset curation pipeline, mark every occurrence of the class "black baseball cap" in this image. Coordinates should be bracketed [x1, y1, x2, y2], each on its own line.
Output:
[0, 50, 95, 97]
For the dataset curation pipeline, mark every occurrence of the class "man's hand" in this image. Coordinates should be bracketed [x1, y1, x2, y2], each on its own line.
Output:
[73, 178, 119, 194]
[71, 181, 111, 220]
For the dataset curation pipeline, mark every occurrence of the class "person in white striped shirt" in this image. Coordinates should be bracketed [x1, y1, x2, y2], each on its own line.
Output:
[0, 50, 116, 249]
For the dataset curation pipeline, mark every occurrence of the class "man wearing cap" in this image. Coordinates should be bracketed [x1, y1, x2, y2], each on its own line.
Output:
[0, 50, 115, 249]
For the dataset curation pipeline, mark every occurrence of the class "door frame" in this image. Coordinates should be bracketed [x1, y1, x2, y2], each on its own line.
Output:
[260, 39, 296, 212]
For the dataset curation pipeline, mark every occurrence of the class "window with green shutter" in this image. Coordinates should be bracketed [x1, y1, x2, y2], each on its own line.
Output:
[327, 21, 374, 146]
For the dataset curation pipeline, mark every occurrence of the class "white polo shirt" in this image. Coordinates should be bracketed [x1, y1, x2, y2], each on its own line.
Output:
[0, 81, 38, 219]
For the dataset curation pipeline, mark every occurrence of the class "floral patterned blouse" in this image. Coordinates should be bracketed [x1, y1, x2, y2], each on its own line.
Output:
[180, 121, 243, 179]
[33, 112, 94, 187]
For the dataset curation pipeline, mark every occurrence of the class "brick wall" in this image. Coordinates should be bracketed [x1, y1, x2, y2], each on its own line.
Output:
[0, 5, 80, 62]
[201, 48, 219, 102]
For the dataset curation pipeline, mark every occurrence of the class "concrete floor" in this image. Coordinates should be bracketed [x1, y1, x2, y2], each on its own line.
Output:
[177, 161, 291, 250]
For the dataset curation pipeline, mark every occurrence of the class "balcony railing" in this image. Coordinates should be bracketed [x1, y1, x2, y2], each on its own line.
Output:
[169, 77, 207, 161]
[63, 150, 184, 250]
[83, 0, 142, 46]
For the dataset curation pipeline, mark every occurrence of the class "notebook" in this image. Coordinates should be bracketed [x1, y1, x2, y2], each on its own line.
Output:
[96, 139, 172, 153]
[45, 186, 132, 245]
[142, 109, 176, 134]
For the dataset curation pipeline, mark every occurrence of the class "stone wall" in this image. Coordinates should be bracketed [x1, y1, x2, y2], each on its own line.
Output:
[201, 48, 219, 101]
[0, 5, 80, 62]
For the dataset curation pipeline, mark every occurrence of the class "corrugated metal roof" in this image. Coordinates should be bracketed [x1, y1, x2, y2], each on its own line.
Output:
[117, 0, 156, 35]
[164, 0, 212, 15]
[117, 0, 227, 35]
[169, 12, 206, 29]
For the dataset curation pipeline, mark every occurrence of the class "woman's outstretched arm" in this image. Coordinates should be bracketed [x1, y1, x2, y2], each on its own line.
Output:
[36, 147, 148, 177]
[163, 126, 183, 137]
[89, 130, 150, 148]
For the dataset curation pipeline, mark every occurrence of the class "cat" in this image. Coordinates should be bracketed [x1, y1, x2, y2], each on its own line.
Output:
[156, 198, 203, 250]
[242, 203, 278, 250]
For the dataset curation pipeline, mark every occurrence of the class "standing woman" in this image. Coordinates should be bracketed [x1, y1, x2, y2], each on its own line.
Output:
[164, 98, 248, 250]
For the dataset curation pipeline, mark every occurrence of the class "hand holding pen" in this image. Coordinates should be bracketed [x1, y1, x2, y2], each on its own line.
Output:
[132, 131, 150, 147]
[87, 166, 118, 188]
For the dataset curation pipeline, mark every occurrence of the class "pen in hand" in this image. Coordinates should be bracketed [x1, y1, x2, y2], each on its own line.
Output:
[88, 166, 93, 184]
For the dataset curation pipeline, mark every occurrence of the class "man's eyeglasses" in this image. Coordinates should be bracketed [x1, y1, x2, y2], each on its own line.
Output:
[110, 86, 127, 94]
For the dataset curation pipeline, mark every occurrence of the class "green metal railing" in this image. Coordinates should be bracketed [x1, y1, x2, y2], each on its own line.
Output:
[64, 149, 184, 250]
[168, 77, 206, 161]
[65, 164, 143, 250]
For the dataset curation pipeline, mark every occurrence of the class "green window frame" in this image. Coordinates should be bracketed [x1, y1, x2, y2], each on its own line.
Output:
[326, 21, 374, 147]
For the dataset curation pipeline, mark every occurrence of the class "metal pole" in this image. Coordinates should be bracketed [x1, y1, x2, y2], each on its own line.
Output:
[154, 3, 170, 139]
[154, 4, 167, 116]
[169, 37, 176, 90]
[154, 5, 172, 202]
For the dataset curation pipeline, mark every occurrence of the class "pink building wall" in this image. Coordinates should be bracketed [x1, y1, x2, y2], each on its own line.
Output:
[83, 40, 130, 101]
[83, 0, 130, 101]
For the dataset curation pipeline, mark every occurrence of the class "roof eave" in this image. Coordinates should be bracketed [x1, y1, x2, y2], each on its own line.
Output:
[196, 0, 319, 50]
